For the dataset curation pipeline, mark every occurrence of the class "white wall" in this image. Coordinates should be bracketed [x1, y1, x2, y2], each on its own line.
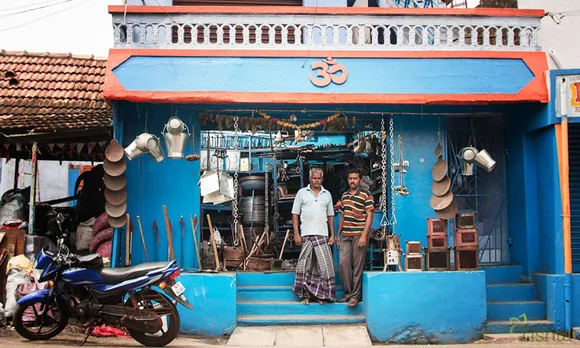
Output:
[519, 0, 580, 69]
[0, 159, 99, 207]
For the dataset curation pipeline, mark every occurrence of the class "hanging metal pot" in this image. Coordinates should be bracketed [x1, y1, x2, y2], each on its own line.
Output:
[163, 116, 190, 159]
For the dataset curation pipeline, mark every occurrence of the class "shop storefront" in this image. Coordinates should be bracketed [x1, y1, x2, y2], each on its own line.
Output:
[104, 5, 552, 343]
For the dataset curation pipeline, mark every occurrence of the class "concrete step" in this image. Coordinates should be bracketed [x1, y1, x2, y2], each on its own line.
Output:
[486, 320, 554, 333]
[238, 314, 366, 326]
[481, 265, 524, 285]
[486, 283, 536, 302]
[238, 300, 364, 317]
[237, 272, 295, 287]
[487, 301, 546, 321]
[238, 285, 345, 301]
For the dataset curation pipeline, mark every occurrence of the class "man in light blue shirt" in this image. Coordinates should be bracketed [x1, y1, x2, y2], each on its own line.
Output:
[291, 168, 337, 305]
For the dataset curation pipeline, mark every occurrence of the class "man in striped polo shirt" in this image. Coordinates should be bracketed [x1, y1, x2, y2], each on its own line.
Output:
[337, 167, 374, 307]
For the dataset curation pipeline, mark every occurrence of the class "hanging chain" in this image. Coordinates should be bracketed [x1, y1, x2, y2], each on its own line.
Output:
[232, 116, 240, 246]
[379, 115, 388, 233]
[264, 165, 269, 235]
[389, 117, 397, 227]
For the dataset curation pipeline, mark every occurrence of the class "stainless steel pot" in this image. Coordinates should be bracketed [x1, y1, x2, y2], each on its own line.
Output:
[239, 175, 266, 193]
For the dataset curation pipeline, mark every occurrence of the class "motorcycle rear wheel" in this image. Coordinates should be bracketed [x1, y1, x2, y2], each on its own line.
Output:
[13, 300, 69, 341]
[125, 294, 180, 347]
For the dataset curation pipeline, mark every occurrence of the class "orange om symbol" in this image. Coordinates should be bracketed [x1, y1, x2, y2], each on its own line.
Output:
[309, 57, 348, 88]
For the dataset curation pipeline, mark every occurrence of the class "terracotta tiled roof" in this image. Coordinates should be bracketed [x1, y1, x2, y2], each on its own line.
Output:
[0, 50, 112, 135]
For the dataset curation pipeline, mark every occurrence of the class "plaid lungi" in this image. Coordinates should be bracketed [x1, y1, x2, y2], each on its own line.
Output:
[292, 235, 336, 301]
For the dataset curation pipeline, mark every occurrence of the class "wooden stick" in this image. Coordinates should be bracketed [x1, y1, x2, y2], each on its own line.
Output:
[190, 215, 202, 272]
[279, 228, 291, 258]
[125, 214, 131, 266]
[163, 205, 175, 261]
[206, 214, 220, 271]
[136, 216, 149, 262]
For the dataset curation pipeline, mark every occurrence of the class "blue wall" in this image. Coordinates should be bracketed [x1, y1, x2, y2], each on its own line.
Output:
[113, 57, 535, 95]
[505, 103, 562, 277]
[113, 102, 201, 270]
[533, 274, 565, 331]
[177, 273, 237, 336]
[389, 115, 441, 254]
[364, 271, 486, 344]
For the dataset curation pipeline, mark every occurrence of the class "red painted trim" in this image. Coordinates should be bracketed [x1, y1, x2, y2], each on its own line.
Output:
[108, 5, 544, 18]
[103, 50, 549, 105]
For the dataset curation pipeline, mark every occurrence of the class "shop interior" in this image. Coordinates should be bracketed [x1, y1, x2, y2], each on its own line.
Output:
[191, 107, 503, 273]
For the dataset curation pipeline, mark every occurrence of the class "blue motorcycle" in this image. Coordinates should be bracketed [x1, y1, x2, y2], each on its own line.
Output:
[13, 214, 193, 347]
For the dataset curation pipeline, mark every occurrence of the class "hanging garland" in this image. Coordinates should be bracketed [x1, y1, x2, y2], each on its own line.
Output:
[257, 110, 341, 130]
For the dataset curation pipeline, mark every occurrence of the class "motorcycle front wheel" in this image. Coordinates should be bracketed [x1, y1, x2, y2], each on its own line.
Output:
[13, 299, 69, 340]
[125, 293, 180, 347]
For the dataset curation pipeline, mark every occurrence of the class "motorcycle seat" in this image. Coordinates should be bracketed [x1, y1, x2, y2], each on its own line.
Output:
[75, 254, 103, 269]
[98, 262, 171, 284]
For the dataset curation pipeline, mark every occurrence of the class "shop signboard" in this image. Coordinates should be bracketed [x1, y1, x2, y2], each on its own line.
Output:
[557, 74, 580, 117]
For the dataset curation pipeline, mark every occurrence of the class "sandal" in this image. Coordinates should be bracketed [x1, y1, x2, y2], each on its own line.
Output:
[318, 299, 327, 305]
[337, 296, 350, 303]
[347, 298, 359, 307]
[301, 298, 310, 305]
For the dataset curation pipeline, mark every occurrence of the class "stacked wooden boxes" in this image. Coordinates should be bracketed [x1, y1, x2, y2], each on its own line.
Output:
[404, 241, 423, 271]
[426, 218, 450, 271]
[454, 212, 478, 270]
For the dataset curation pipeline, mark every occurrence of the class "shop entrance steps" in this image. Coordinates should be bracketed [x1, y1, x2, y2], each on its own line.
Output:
[227, 325, 372, 346]
[482, 265, 554, 333]
[236, 272, 365, 326]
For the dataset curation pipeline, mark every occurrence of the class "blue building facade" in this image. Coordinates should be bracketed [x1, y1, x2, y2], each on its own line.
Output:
[101, 2, 577, 343]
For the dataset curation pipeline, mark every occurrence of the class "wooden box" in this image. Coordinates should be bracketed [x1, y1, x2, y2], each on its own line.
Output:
[405, 241, 421, 254]
[427, 234, 447, 249]
[456, 228, 478, 247]
[426, 248, 450, 271]
[455, 247, 478, 270]
[427, 218, 447, 235]
[405, 254, 423, 272]
[456, 212, 477, 229]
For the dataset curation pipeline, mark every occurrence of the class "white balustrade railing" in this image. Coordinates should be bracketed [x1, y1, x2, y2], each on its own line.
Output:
[110, 8, 541, 51]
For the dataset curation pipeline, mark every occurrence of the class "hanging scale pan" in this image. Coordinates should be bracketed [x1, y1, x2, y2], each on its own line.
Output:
[431, 175, 451, 197]
[432, 157, 447, 181]
[103, 172, 127, 191]
[429, 191, 454, 210]
[104, 187, 127, 206]
[103, 157, 127, 177]
[108, 214, 126, 228]
[435, 200, 458, 220]
[434, 141, 443, 158]
[105, 201, 127, 218]
[105, 139, 124, 162]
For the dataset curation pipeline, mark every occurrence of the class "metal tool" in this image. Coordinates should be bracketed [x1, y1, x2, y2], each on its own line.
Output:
[136, 216, 149, 262]
[190, 215, 202, 272]
[153, 219, 160, 246]
[125, 214, 131, 267]
[163, 205, 176, 261]
[206, 214, 220, 272]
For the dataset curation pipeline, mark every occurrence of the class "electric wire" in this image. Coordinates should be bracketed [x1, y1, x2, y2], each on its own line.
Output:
[0, 0, 77, 19]
[0, 0, 63, 13]
[0, 0, 92, 33]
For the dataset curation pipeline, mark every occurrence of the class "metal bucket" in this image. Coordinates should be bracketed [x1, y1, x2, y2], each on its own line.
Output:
[474, 149, 496, 172]
[125, 133, 165, 162]
[163, 116, 190, 159]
